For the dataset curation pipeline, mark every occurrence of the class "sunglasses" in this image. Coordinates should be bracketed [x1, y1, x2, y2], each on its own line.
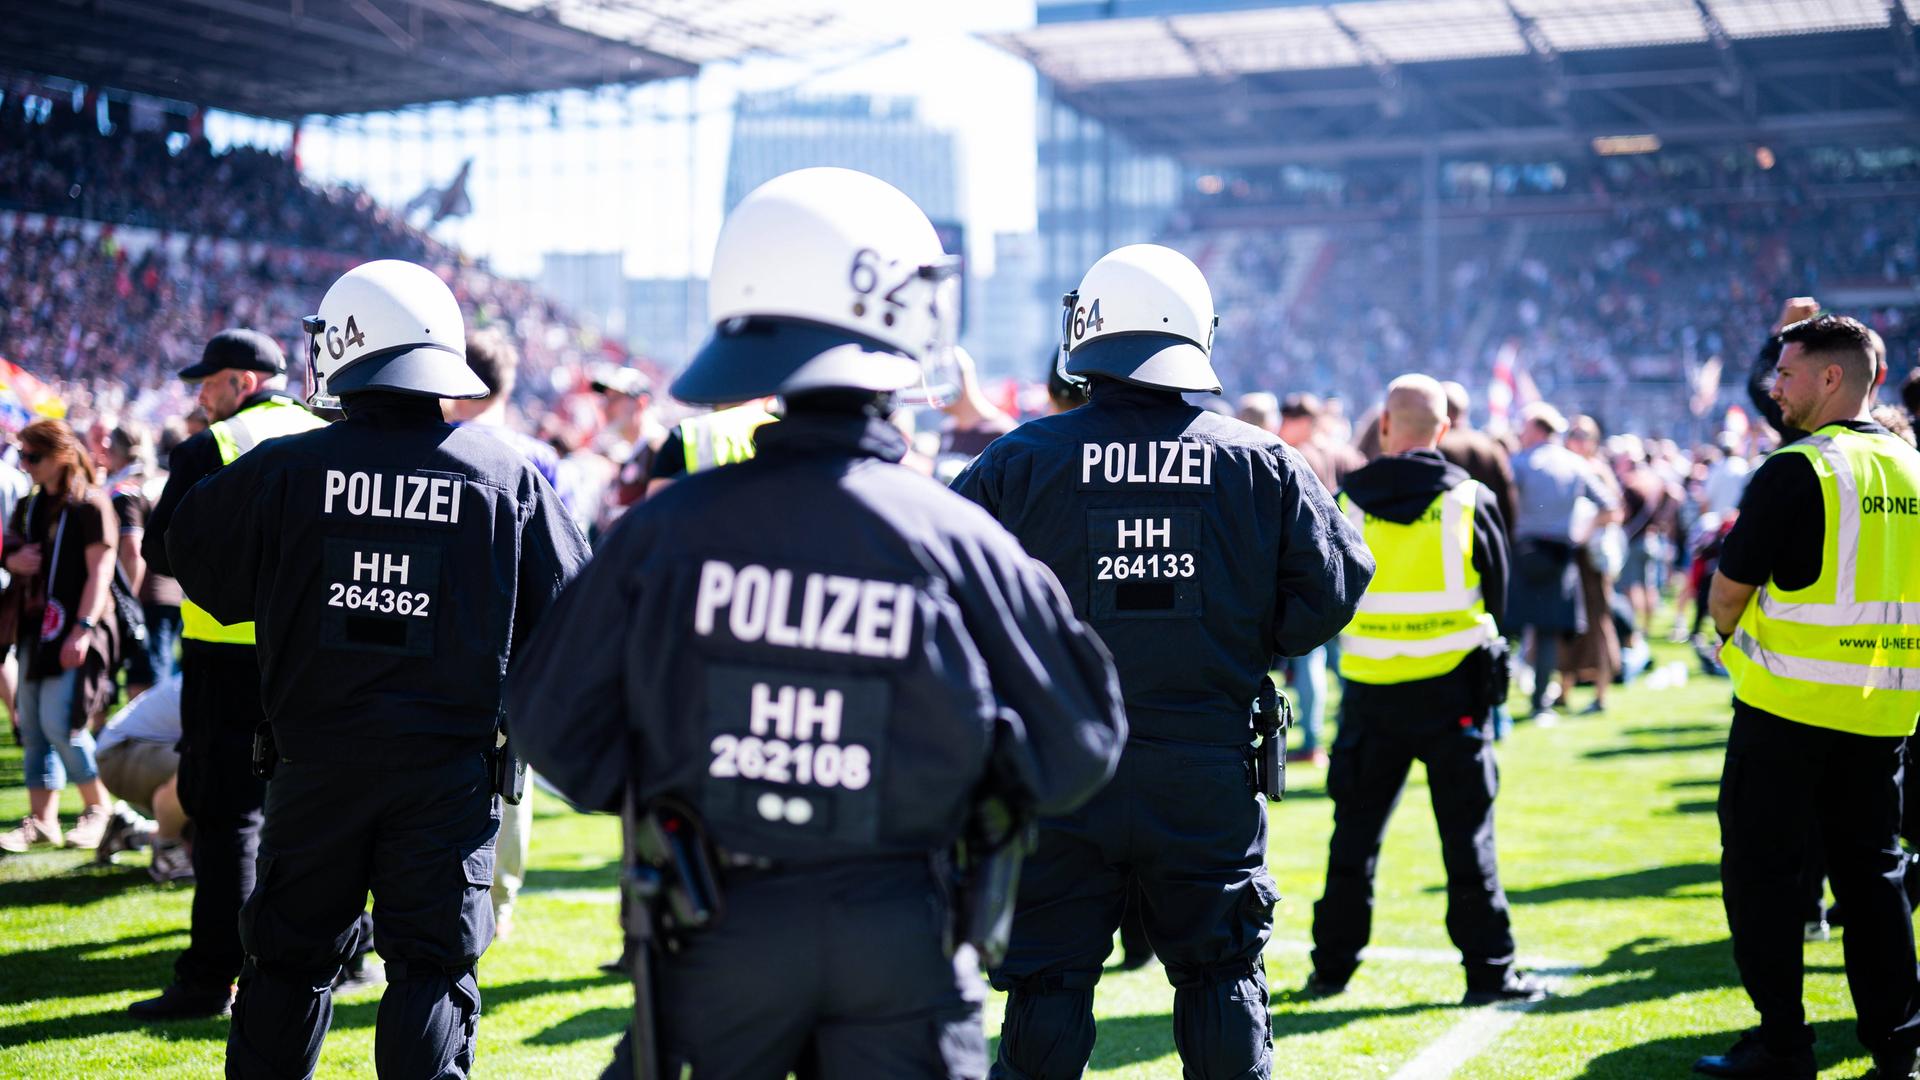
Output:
[18, 451, 43, 465]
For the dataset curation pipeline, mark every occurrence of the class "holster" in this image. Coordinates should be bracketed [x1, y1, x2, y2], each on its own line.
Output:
[946, 796, 1035, 970]
[1475, 638, 1513, 721]
[250, 722, 277, 781]
[489, 727, 526, 805]
[1252, 675, 1292, 802]
[621, 794, 725, 1080]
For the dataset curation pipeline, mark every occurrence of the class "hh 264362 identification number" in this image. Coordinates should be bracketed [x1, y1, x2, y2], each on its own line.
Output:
[1096, 553, 1195, 581]
[327, 583, 432, 617]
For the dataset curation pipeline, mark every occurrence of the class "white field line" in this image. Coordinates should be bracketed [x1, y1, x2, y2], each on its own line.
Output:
[1384, 967, 1580, 1080]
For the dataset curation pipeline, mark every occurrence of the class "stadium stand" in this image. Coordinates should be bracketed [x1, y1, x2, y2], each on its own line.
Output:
[0, 100, 633, 429]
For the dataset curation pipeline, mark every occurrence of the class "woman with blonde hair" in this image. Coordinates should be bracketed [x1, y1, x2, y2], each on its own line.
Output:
[0, 418, 119, 852]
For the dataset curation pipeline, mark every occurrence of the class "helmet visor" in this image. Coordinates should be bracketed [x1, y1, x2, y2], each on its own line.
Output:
[301, 314, 338, 411]
[894, 255, 965, 408]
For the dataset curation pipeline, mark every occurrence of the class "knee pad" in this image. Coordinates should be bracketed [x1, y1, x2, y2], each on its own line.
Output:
[993, 973, 1098, 1080]
[374, 965, 480, 1080]
[1168, 961, 1271, 1080]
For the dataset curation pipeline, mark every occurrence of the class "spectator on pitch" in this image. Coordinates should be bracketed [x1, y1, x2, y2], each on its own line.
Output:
[0, 418, 119, 853]
[100, 421, 165, 696]
[1558, 415, 1623, 713]
[445, 328, 563, 939]
[1436, 381, 1517, 539]
[1508, 403, 1618, 721]
[1280, 392, 1366, 495]
[933, 346, 1016, 483]
[93, 674, 193, 882]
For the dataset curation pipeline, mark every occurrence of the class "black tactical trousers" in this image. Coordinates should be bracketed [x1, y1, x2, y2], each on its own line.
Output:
[226, 748, 497, 1080]
[989, 737, 1277, 1080]
[1719, 702, 1920, 1058]
[603, 859, 986, 1079]
[1310, 697, 1517, 989]
[173, 645, 267, 993]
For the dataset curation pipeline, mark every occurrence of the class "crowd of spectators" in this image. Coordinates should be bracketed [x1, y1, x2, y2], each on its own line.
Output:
[0, 103, 441, 260]
[1181, 145, 1920, 437]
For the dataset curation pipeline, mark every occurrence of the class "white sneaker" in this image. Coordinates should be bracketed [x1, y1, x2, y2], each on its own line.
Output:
[149, 839, 195, 884]
[64, 805, 112, 850]
[0, 816, 62, 853]
[95, 803, 156, 864]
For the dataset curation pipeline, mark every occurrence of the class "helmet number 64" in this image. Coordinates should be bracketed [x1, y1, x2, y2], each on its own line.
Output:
[1072, 299, 1103, 341]
[323, 316, 368, 360]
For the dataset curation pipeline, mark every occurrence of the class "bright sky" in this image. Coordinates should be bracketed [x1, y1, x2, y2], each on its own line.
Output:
[274, 1, 1038, 281]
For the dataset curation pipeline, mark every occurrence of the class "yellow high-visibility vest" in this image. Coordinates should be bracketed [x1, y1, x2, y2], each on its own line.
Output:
[1723, 424, 1920, 736]
[1337, 478, 1496, 684]
[678, 403, 776, 475]
[180, 397, 326, 645]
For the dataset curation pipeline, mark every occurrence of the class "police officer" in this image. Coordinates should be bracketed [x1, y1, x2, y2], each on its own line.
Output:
[1699, 315, 1920, 1080]
[1304, 373, 1546, 1005]
[131, 329, 328, 1021]
[505, 167, 1128, 1079]
[164, 260, 589, 1078]
[953, 244, 1374, 1079]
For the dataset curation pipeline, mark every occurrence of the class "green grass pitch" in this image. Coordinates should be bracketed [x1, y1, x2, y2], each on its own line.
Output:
[0, 642, 1887, 1077]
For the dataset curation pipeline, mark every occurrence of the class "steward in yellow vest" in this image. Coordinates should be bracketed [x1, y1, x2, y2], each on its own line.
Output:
[1699, 314, 1920, 1078]
[130, 329, 330, 1023]
[1306, 373, 1547, 1006]
[646, 400, 778, 494]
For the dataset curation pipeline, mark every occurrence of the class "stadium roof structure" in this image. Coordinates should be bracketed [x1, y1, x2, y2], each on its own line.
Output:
[0, 0, 876, 119]
[988, 0, 1920, 162]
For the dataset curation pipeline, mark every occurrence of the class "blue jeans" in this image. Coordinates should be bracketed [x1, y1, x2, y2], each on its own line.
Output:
[1285, 646, 1328, 753]
[18, 668, 96, 790]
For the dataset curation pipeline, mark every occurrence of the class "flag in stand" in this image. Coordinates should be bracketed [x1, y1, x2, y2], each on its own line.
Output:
[1486, 340, 1518, 431]
[0, 358, 66, 429]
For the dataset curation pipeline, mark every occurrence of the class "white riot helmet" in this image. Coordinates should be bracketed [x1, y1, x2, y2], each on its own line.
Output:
[301, 259, 486, 409]
[1060, 244, 1220, 395]
[671, 167, 962, 407]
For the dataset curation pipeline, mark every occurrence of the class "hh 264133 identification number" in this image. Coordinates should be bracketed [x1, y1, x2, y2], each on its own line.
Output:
[1096, 553, 1195, 581]
[327, 583, 432, 617]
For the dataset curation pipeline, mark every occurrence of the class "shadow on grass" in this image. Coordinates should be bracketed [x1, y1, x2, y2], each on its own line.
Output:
[0, 860, 167, 908]
[982, 1000, 1450, 1071]
[1482, 861, 1719, 905]
[0, 927, 183, 1009]
[1667, 800, 1717, 815]
[0, 972, 628, 1054]
[0, 1001, 231, 1048]
[523, 1004, 625, 1046]
[1668, 777, 1721, 790]
[1572, 1020, 1868, 1079]
[328, 973, 626, 1032]
[1535, 935, 1740, 1019]
[1622, 724, 1723, 737]
[1583, 738, 1726, 760]
[522, 863, 621, 893]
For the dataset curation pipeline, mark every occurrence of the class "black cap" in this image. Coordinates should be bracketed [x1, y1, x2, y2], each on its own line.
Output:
[178, 329, 287, 381]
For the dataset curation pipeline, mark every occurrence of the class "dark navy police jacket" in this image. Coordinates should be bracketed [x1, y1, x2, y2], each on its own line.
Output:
[505, 410, 1128, 863]
[953, 380, 1374, 745]
[166, 395, 590, 760]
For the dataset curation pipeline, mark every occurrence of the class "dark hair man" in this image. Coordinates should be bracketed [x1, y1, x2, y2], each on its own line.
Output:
[1702, 314, 1920, 1080]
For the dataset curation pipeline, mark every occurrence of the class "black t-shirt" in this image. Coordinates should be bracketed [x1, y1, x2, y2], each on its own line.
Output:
[1718, 420, 1890, 592]
[9, 489, 111, 679]
[648, 429, 688, 483]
